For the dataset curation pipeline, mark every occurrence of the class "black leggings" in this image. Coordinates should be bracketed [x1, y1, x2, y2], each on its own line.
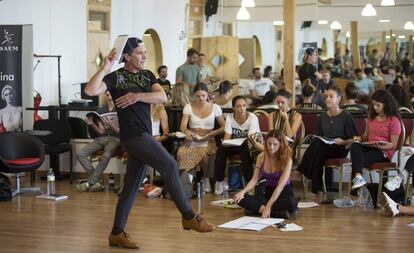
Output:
[350, 143, 389, 176]
[214, 141, 254, 182]
[403, 155, 414, 184]
[238, 185, 298, 215]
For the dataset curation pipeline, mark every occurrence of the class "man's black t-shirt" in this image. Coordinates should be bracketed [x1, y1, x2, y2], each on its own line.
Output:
[103, 68, 157, 142]
[156, 78, 171, 95]
[298, 62, 317, 86]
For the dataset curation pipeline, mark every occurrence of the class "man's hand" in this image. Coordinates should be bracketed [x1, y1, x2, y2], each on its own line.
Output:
[115, 92, 139, 108]
[85, 116, 94, 126]
[102, 48, 117, 74]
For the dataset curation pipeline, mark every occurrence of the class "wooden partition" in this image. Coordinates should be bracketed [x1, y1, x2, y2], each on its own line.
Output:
[192, 36, 239, 82]
[239, 38, 256, 79]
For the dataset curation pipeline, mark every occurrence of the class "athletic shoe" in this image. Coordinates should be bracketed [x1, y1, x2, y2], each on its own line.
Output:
[182, 214, 216, 232]
[204, 178, 211, 193]
[385, 175, 403, 191]
[89, 182, 105, 192]
[108, 231, 140, 249]
[77, 181, 90, 192]
[333, 198, 356, 208]
[351, 175, 367, 189]
[379, 192, 399, 217]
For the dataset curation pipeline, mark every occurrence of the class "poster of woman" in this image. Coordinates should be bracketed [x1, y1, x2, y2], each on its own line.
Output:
[0, 85, 22, 132]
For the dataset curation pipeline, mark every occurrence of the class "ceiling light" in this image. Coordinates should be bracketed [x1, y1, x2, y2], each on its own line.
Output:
[346, 31, 351, 38]
[330, 21, 342, 30]
[386, 35, 390, 39]
[361, 4, 377, 17]
[237, 7, 251, 20]
[381, 0, 395, 6]
[404, 21, 414, 30]
[399, 35, 406, 39]
[241, 0, 255, 8]
[318, 20, 328, 25]
[273, 20, 284, 26]
[379, 20, 390, 23]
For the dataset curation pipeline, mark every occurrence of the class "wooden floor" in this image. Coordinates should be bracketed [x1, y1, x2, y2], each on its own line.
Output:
[0, 177, 413, 253]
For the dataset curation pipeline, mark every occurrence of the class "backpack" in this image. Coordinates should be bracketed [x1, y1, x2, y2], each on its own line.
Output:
[0, 173, 12, 201]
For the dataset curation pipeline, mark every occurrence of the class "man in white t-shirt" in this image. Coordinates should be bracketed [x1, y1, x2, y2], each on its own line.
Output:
[249, 67, 274, 103]
[214, 96, 261, 195]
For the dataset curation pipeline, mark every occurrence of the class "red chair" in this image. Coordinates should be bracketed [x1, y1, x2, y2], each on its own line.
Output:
[253, 110, 270, 133]
[0, 132, 45, 196]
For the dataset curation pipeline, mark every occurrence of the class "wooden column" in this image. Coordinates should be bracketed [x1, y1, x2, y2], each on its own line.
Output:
[390, 30, 396, 61]
[283, 0, 295, 105]
[333, 31, 340, 56]
[409, 35, 413, 61]
[381, 31, 387, 54]
[351, 21, 361, 69]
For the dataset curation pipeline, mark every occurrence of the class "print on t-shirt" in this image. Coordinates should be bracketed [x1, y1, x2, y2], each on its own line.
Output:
[231, 128, 249, 139]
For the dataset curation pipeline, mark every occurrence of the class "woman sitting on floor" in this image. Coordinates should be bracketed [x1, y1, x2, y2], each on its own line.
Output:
[177, 83, 225, 192]
[350, 89, 401, 191]
[234, 130, 298, 219]
[297, 86, 357, 203]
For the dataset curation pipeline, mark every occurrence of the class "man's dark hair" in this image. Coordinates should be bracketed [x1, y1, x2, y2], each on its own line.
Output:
[354, 68, 362, 74]
[187, 48, 199, 57]
[363, 67, 373, 76]
[157, 65, 167, 74]
[345, 82, 358, 99]
[252, 67, 260, 74]
[327, 85, 342, 98]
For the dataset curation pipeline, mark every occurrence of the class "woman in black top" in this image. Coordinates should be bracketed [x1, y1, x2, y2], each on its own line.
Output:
[297, 86, 357, 203]
[298, 48, 322, 86]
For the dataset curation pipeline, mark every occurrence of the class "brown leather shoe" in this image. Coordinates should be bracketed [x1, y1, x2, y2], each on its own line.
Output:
[182, 214, 216, 233]
[108, 231, 140, 249]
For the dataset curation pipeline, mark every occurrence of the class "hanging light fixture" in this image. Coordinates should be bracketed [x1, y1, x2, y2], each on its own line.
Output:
[330, 21, 342, 30]
[381, 0, 395, 6]
[404, 21, 414, 30]
[346, 31, 351, 38]
[237, 6, 251, 20]
[318, 20, 329, 25]
[361, 4, 377, 16]
[241, 0, 255, 8]
[273, 20, 284, 26]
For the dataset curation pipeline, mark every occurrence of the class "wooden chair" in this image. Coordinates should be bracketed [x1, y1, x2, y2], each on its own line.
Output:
[252, 110, 270, 133]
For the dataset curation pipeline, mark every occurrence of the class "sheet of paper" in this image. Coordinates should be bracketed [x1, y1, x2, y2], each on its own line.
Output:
[254, 218, 285, 225]
[210, 198, 235, 206]
[239, 223, 270, 231]
[218, 216, 261, 229]
[174, 131, 186, 139]
[113, 34, 130, 63]
[298, 202, 319, 208]
[222, 138, 246, 147]
[314, 135, 336, 145]
[279, 223, 303, 232]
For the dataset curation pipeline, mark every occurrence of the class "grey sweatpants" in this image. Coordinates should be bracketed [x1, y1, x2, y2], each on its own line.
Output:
[77, 135, 120, 185]
[112, 133, 193, 232]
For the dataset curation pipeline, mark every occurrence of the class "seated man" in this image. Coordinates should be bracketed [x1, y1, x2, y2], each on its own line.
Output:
[77, 91, 121, 192]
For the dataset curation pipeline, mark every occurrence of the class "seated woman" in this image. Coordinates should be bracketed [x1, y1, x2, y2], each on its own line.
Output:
[297, 86, 357, 203]
[177, 83, 225, 192]
[296, 84, 322, 110]
[214, 96, 261, 195]
[234, 130, 298, 218]
[151, 103, 169, 142]
[214, 80, 233, 108]
[350, 89, 401, 190]
[268, 89, 302, 139]
[167, 82, 190, 107]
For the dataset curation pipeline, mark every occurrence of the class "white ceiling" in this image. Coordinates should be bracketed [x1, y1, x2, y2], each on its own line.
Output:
[219, 0, 414, 33]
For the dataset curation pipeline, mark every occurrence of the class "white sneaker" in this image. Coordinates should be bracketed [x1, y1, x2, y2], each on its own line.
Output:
[214, 181, 224, 195]
[385, 175, 402, 191]
[379, 192, 399, 217]
[204, 178, 211, 193]
[351, 175, 367, 189]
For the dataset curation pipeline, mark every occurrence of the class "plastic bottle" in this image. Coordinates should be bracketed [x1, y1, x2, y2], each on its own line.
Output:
[47, 169, 55, 195]
[108, 173, 115, 192]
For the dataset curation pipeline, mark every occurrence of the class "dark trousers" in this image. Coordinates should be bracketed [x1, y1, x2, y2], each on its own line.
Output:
[403, 154, 414, 184]
[112, 133, 193, 233]
[298, 138, 348, 194]
[238, 185, 298, 214]
[350, 143, 389, 176]
[214, 141, 253, 182]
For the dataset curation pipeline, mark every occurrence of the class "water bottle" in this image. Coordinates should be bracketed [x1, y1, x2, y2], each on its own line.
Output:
[108, 173, 115, 192]
[197, 182, 202, 199]
[47, 169, 55, 195]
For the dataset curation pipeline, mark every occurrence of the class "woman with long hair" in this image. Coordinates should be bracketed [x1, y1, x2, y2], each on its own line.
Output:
[234, 130, 298, 218]
[169, 82, 190, 107]
[177, 83, 225, 192]
[350, 89, 401, 190]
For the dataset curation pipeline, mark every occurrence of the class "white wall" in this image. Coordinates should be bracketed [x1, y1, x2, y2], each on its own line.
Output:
[0, 0, 87, 118]
[111, 0, 189, 81]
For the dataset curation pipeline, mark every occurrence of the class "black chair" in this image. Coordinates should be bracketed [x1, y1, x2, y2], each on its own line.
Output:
[0, 132, 45, 196]
[68, 117, 90, 139]
[33, 119, 74, 184]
